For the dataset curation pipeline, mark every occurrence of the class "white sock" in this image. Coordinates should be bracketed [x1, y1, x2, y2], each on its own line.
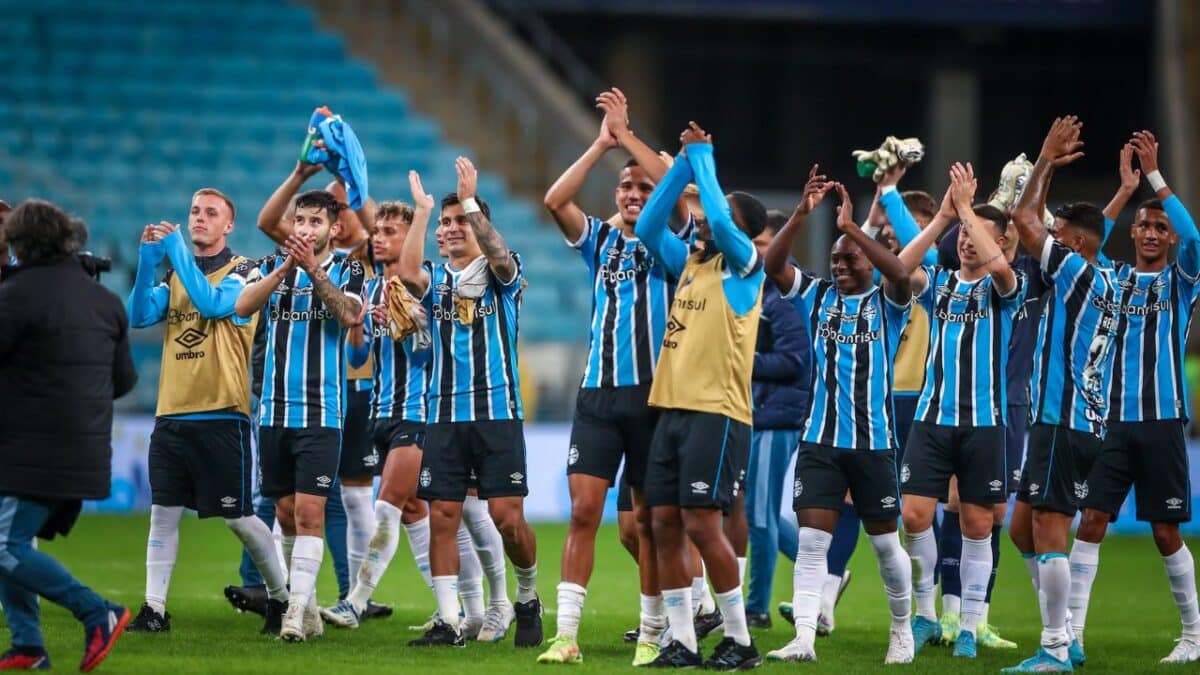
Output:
[225, 516, 287, 601]
[463, 496, 509, 606]
[555, 582, 587, 640]
[663, 587, 698, 653]
[341, 485, 376, 585]
[959, 535, 992, 636]
[980, 602, 990, 627]
[515, 563, 538, 604]
[457, 524, 485, 620]
[737, 556, 747, 588]
[1038, 554, 1071, 661]
[715, 587, 750, 646]
[943, 594, 961, 616]
[1164, 544, 1200, 637]
[288, 535, 324, 609]
[1067, 539, 1100, 640]
[1021, 551, 1049, 626]
[348, 500, 403, 614]
[273, 521, 287, 584]
[693, 568, 716, 614]
[792, 527, 831, 644]
[403, 515, 433, 591]
[906, 526, 938, 621]
[819, 574, 842, 618]
[639, 593, 666, 643]
[433, 575, 461, 629]
[145, 505, 183, 614]
[869, 531, 912, 626]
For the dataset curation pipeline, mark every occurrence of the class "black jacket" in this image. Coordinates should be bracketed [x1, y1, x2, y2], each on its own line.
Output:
[0, 258, 137, 500]
[752, 283, 811, 430]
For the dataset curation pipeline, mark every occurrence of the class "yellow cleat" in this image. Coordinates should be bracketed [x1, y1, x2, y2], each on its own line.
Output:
[978, 623, 1018, 649]
[537, 636, 582, 664]
[632, 640, 661, 667]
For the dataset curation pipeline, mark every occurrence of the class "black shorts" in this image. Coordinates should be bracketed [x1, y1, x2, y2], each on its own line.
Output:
[149, 417, 254, 518]
[901, 421, 1008, 505]
[419, 420, 527, 501]
[257, 426, 342, 499]
[1082, 420, 1191, 523]
[792, 442, 900, 522]
[340, 388, 376, 480]
[372, 417, 425, 459]
[643, 410, 750, 511]
[616, 469, 633, 512]
[568, 384, 658, 489]
[1016, 423, 1102, 516]
[1006, 405, 1030, 493]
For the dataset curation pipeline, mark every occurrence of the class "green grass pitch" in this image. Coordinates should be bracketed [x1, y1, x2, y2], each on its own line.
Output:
[20, 515, 1195, 673]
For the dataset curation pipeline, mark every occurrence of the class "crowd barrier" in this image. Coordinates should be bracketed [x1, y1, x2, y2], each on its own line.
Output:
[93, 415, 1200, 534]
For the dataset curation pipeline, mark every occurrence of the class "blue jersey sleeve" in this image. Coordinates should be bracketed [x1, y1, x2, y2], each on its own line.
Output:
[881, 188, 937, 266]
[916, 264, 940, 313]
[127, 241, 170, 328]
[686, 144, 759, 277]
[161, 230, 249, 324]
[1164, 195, 1200, 281]
[1041, 237, 1095, 291]
[569, 215, 602, 274]
[634, 156, 693, 278]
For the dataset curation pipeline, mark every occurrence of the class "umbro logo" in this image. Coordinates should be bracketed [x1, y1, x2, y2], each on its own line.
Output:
[435, 283, 451, 296]
[364, 449, 380, 467]
[419, 468, 432, 488]
[220, 496, 237, 508]
[316, 475, 332, 487]
[1029, 483, 1040, 495]
[1166, 497, 1184, 510]
[567, 445, 579, 466]
[989, 479, 1003, 492]
[510, 472, 524, 484]
[881, 496, 897, 508]
[691, 481, 710, 494]
[174, 327, 207, 349]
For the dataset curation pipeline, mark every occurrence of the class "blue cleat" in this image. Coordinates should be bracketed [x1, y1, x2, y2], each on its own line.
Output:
[1001, 648, 1074, 672]
[911, 616, 942, 655]
[1068, 639, 1085, 666]
[952, 630, 976, 658]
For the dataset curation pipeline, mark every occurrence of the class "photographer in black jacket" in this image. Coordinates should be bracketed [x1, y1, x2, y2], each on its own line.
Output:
[0, 199, 137, 671]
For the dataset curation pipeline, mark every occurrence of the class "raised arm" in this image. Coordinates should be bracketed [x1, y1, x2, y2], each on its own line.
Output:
[235, 256, 294, 318]
[634, 150, 693, 278]
[878, 164, 938, 266]
[399, 170, 433, 298]
[455, 157, 516, 283]
[1013, 116, 1085, 255]
[952, 162, 1016, 294]
[1102, 144, 1140, 227]
[834, 183, 911, 304]
[543, 101, 618, 242]
[126, 225, 170, 328]
[1131, 130, 1200, 273]
[899, 184, 954, 274]
[766, 165, 828, 293]
[682, 122, 756, 275]
[158, 226, 246, 320]
[257, 161, 324, 245]
[599, 88, 671, 183]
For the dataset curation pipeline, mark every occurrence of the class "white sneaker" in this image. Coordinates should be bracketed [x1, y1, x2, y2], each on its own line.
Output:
[279, 601, 306, 642]
[304, 601, 324, 638]
[816, 612, 835, 636]
[885, 623, 915, 664]
[461, 614, 484, 641]
[477, 602, 515, 642]
[766, 637, 816, 662]
[1161, 636, 1200, 663]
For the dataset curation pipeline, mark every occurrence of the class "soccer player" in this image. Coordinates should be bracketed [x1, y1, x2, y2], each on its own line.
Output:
[398, 158, 542, 648]
[763, 171, 915, 665]
[234, 189, 366, 642]
[1068, 132, 1200, 664]
[125, 190, 288, 634]
[537, 88, 679, 666]
[1003, 116, 1119, 673]
[634, 122, 765, 669]
[894, 164, 1026, 658]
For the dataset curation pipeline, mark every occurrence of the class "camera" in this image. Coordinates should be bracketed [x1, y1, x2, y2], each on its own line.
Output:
[78, 252, 112, 281]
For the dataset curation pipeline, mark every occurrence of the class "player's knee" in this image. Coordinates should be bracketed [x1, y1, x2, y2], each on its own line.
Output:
[294, 505, 324, 532]
[491, 508, 525, 542]
[1151, 522, 1183, 556]
[568, 503, 602, 534]
[900, 503, 933, 534]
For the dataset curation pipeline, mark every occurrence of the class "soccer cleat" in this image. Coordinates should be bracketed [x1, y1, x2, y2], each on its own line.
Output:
[223, 585, 267, 616]
[632, 640, 661, 667]
[80, 604, 130, 673]
[911, 616, 942, 654]
[278, 602, 306, 643]
[536, 636, 582, 664]
[261, 599, 286, 636]
[703, 637, 761, 671]
[1161, 636, 1200, 663]
[885, 624, 915, 664]
[514, 597, 545, 648]
[816, 612, 834, 637]
[953, 630, 977, 658]
[362, 600, 393, 620]
[979, 623, 1018, 649]
[127, 603, 170, 633]
[1068, 639, 1085, 666]
[765, 637, 815, 662]
[409, 610, 439, 632]
[319, 600, 360, 629]
[694, 609, 723, 640]
[478, 602, 515, 642]
[0, 648, 50, 671]
[407, 620, 466, 647]
[776, 602, 794, 626]
[745, 613, 771, 629]
[460, 615, 484, 641]
[623, 627, 641, 643]
[939, 611, 959, 645]
[303, 602, 324, 638]
[1001, 648, 1074, 672]
[648, 639, 703, 668]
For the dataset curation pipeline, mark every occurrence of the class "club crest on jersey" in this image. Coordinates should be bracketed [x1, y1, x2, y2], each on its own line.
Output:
[1074, 481, 1089, 499]
[691, 481, 710, 494]
[1166, 497, 1184, 510]
[567, 445, 579, 466]
[793, 479, 803, 498]
[1152, 276, 1167, 293]
[419, 467, 432, 488]
[860, 302, 877, 321]
[972, 283, 989, 301]
[900, 464, 911, 483]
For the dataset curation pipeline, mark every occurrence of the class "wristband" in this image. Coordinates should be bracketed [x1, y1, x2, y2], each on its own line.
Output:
[463, 197, 481, 214]
[880, 185, 898, 195]
[862, 223, 882, 238]
[1146, 170, 1167, 192]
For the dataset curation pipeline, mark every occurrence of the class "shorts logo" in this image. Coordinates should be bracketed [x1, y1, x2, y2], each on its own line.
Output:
[881, 495, 897, 509]
[1029, 483, 1040, 496]
[1166, 497, 1184, 510]
[567, 445, 579, 466]
[732, 480, 740, 497]
[220, 496, 237, 508]
[419, 467, 432, 488]
[989, 479, 1003, 492]
[900, 463, 911, 484]
[1012, 468, 1022, 484]
[691, 481, 710, 494]
[510, 472, 524, 484]
[364, 449, 380, 468]
[793, 479, 803, 498]
[316, 475, 332, 488]
[1074, 481, 1089, 500]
